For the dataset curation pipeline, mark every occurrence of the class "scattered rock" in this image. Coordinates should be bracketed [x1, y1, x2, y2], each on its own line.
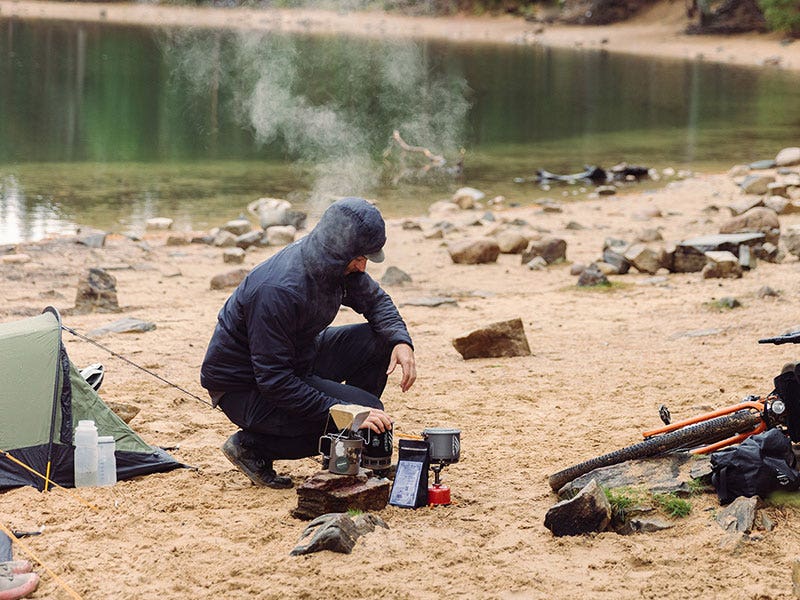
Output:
[544, 479, 611, 537]
[400, 297, 457, 308]
[235, 231, 264, 249]
[105, 401, 141, 423]
[210, 269, 249, 291]
[248, 198, 292, 229]
[674, 233, 765, 273]
[145, 217, 173, 231]
[757, 286, 780, 299]
[749, 159, 776, 171]
[1, 253, 31, 264]
[521, 237, 567, 265]
[577, 263, 610, 287]
[728, 196, 764, 216]
[381, 266, 412, 286]
[447, 237, 500, 264]
[569, 263, 586, 276]
[526, 256, 548, 270]
[452, 187, 485, 209]
[719, 207, 780, 245]
[716, 496, 758, 534]
[637, 228, 663, 243]
[701, 250, 743, 279]
[782, 225, 800, 258]
[452, 318, 531, 360]
[165, 235, 189, 247]
[212, 230, 238, 248]
[266, 225, 297, 246]
[740, 174, 775, 195]
[223, 248, 246, 264]
[222, 218, 252, 236]
[289, 512, 389, 556]
[74, 268, 120, 314]
[776, 147, 800, 167]
[624, 244, 663, 275]
[596, 185, 616, 196]
[76, 229, 107, 248]
[495, 231, 529, 254]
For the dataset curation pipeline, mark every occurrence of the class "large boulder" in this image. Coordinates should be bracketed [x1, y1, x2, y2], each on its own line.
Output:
[776, 147, 800, 167]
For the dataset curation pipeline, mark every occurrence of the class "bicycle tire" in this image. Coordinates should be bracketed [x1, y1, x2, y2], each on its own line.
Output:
[548, 410, 763, 492]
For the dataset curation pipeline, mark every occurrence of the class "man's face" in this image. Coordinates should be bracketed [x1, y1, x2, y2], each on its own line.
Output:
[344, 256, 368, 275]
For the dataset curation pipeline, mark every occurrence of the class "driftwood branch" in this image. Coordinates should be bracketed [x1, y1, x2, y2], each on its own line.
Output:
[387, 130, 446, 168]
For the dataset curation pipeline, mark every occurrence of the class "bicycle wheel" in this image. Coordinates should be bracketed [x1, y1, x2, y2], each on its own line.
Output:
[548, 409, 763, 492]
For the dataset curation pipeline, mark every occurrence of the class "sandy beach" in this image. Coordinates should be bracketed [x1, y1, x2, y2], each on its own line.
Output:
[1, 3, 800, 599]
[1, 0, 800, 71]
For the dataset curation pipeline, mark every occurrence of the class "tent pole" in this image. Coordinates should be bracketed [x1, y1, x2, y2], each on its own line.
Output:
[43, 307, 64, 493]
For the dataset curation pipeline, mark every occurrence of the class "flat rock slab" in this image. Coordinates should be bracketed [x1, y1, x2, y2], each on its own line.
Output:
[292, 469, 391, 521]
[674, 233, 765, 273]
[400, 297, 457, 307]
[88, 317, 156, 337]
[556, 453, 703, 499]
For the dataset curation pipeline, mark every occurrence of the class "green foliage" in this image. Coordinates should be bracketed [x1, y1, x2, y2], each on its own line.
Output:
[704, 296, 742, 311]
[758, 0, 800, 35]
[604, 487, 643, 520]
[346, 508, 364, 516]
[654, 493, 692, 518]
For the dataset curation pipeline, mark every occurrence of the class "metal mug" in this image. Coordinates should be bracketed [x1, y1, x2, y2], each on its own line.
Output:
[319, 433, 363, 475]
[422, 427, 461, 464]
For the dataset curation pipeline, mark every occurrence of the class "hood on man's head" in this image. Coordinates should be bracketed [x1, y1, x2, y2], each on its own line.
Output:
[310, 197, 387, 265]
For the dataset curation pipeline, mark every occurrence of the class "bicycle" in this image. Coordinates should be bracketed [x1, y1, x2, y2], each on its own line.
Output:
[547, 330, 800, 493]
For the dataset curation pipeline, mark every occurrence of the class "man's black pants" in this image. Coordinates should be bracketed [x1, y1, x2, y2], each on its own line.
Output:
[217, 323, 392, 461]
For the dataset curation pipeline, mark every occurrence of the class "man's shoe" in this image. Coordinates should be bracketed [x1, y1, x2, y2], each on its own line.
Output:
[0, 563, 39, 600]
[221, 433, 293, 489]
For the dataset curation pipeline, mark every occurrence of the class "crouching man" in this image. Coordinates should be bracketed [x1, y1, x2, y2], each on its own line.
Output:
[200, 197, 416, 488]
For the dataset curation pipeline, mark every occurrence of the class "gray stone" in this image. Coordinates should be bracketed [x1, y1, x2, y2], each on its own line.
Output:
[210, 269, 249, 291]
[544, 479, 611, 537]
[452, 187, 485, 209]
[291, 469, 391, 521]
[381, 266, 412, 286]
[619, 517, 674, 535]
[447, 237, 500, 264]
[569, 263, 587, 276]
[601, 246, 631, 274]
[248, 197, 292, 229]
[402, 219, 422, 231]
[452, 318, 531, 360]
[740, 174, 775, 195]
[556, 453, 698, 499]
[565, 221, 585, 230]
[637, 228, 663, 243]
[87, 317, 156, 337]
[0, 253, 31, 264]
[738, 244, 756, 270]
[223, 248, 246, 264]
[74, 268, 120, 314]
[521, 237, 567, 265]
[596, 185, 616, 196]
[400, 297, 457, 308]
[289, 512, 389, 556]
[757, 286, 780, 299]
[716, 496, 758, 533]
[749, 159, 777, 171]
[577, 263, 610, 287]
[76, 229, 107, 248]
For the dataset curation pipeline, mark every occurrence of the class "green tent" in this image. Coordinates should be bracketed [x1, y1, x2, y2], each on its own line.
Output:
[0, 307, 183, 491]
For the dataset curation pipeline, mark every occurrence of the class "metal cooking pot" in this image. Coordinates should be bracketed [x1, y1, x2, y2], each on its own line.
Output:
[422, 427, 461, 463]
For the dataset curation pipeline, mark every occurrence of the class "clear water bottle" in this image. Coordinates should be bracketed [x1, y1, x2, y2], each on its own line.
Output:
[73, 420, 98, 488]
[96, 436, 117, 487]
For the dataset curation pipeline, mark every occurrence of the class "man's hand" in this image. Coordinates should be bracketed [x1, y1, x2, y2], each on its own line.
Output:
[360, 408, 393, 434]
[387, 343, 416, 392]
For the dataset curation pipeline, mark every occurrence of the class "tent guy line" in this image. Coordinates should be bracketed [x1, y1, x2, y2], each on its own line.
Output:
[60, 324, 215, 409]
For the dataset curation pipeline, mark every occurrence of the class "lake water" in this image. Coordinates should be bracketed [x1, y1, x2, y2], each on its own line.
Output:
[1, 18, 799, 243]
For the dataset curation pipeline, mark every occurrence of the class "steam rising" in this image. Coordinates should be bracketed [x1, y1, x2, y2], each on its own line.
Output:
[161, 29, 469, 211]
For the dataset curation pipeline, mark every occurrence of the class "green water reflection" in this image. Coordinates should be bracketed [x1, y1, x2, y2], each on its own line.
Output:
[1, 18, 799, 243]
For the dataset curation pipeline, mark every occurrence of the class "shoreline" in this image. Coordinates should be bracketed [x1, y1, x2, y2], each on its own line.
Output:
[0, 1, 799, 72]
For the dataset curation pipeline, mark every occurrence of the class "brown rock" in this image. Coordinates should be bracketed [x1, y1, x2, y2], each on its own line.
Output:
[719, 207, 780, 245]
[447, 237, 500, 264]
[210, 269, 249, 290]
[521, 237, 567, 264]
[292, 469, 391, 520]
[74, 268, 120, 314]
[452, 318, 531, 359]
[544, 479, 611, 537]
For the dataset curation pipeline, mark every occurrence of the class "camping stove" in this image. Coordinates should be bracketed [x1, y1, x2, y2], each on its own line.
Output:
[423, 428, 461, 506]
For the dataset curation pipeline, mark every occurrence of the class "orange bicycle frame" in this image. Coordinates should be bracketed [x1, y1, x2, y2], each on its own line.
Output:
[641, 399, 767, 454]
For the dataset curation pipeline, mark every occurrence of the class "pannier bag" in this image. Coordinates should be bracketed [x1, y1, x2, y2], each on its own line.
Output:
[772, 367, 800, 442]
[710, 429, 800, 505]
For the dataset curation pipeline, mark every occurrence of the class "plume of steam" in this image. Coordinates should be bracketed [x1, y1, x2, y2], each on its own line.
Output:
[160, 29, 469, 212]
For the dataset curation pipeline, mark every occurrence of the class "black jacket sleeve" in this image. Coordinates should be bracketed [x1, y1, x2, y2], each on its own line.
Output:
[342, 273, 413, 349]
